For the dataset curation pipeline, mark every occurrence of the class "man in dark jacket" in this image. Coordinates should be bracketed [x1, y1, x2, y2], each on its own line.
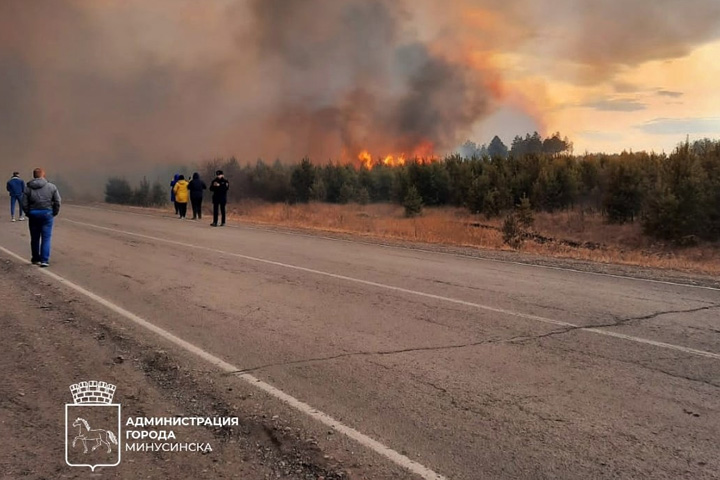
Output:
[22, 168, 61, 267]
[187, 172, 207, 220]
[209, 170, 229, 227]
[6, 171, 26, 221]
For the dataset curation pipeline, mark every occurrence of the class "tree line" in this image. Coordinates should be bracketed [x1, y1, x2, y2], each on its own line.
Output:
[105, 176, 167, 207]
[105, 135, 720, 243]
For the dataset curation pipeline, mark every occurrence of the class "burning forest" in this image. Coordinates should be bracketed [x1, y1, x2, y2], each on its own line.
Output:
[0, 0, 506, 181]
[1, 0, 720, 184]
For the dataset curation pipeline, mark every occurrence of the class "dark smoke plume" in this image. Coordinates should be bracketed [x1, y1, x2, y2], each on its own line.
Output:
[246, 0, 494, 159]
[0, 0, 495, 182]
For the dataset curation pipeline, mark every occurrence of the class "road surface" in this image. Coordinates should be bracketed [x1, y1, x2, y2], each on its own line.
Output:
[1, 204, 719, 479]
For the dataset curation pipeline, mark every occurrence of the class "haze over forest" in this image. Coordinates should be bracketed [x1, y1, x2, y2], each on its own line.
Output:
[2, 0, 720, 183]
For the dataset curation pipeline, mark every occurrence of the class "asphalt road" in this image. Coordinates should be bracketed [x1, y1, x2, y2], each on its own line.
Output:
[1, 205, 719, 479]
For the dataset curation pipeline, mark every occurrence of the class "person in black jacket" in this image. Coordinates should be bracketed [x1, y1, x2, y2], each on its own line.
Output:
[187, 172, 207, 220]
[209, 170, 229, 227]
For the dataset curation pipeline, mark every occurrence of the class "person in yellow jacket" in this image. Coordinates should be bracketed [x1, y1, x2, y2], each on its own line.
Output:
[172, 175, 190, 219]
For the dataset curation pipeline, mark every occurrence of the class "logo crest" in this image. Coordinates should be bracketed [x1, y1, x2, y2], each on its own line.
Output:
[65, 381, 121, 471]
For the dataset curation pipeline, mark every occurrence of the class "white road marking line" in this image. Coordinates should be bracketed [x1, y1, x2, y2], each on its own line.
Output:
[65, 219, 720, 361]
[66, 204, 720, 293]
[0, 244, 446, 480]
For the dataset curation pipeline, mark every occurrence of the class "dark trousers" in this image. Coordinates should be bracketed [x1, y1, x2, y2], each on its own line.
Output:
[173, 201, 180, 215]
[191, 197, 203, 219]
[28, 210, 54, 263]
[213, 201, 226, 225]
[10, 194, 24, 218]
[177, 202, 188, 218]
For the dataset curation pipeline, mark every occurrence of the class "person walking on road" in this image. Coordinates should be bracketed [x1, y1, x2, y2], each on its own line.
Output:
[170, 173, 180, 216]
[6, 171, 26, 222]
[209, 170, 229, 227]
[22, 168, 61, 267]
[172, 175, 190, 219]
[187, 172, 207, 220]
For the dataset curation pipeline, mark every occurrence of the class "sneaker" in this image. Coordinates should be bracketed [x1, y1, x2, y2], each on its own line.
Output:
[18, 216, 26, 221]
[220, 223, 225, 226]
[31, 259, 40, 265]
[210, 223, 217, 227]
[39, 262, 49, 268]
[11, 218, 16, 222]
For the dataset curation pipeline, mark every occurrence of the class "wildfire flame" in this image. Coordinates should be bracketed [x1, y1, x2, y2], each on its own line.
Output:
[357, 140, 438, 169]
[359, 151, 407, 169]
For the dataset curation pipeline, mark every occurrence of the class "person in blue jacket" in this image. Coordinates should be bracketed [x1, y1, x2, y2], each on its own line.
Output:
[170, 173, 180, 215]
[6, 172, 26, 222]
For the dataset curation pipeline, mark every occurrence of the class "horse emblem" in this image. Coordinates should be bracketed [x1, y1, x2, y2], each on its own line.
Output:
[71, 417, 118, 453]
[65, 381, 121, 471]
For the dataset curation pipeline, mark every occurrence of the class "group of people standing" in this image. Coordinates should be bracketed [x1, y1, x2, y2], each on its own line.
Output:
[170, 170, 229, 227]
[4, 167, 226, 270]
[6, 169, 61, 267]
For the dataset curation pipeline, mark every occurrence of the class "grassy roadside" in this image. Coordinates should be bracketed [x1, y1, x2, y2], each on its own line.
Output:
[220, 201, 720, 276]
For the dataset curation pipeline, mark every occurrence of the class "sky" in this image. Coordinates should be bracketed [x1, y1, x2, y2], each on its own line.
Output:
[1, 0, 720, 178]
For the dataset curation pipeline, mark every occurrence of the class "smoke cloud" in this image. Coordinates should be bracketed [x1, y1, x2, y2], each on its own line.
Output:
[1, 0, 719, 181]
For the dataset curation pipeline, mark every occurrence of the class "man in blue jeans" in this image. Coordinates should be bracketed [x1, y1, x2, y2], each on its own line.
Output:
[6, 171, 26, 221]
[22, 168, 61, 267]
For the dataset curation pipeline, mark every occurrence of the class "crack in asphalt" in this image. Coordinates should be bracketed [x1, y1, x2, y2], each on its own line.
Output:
[619, 304, 720, 324]
[649, 367, 720, 389]
[510, 304, 720, 344]
[687, 325, 720, 335]
[233, 336, 521, 374]
[234, 305, 720, 374]
[547, 343, 720, 389]
[395, 368, 569, 424]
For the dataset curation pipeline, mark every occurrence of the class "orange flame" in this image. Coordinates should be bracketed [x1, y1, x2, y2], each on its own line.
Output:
[382, 154, 406, 167]
[357, 141, 438, 169]
[358, 150, 373, 170]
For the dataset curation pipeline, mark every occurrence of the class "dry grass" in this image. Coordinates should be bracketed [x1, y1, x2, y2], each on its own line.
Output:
[223, 201, 720, 276]
[528, 210, 720, 273]
[230, 202, 505, 248]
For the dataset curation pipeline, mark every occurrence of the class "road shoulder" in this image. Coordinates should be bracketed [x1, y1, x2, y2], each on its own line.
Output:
[0, 256, 403, 479]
